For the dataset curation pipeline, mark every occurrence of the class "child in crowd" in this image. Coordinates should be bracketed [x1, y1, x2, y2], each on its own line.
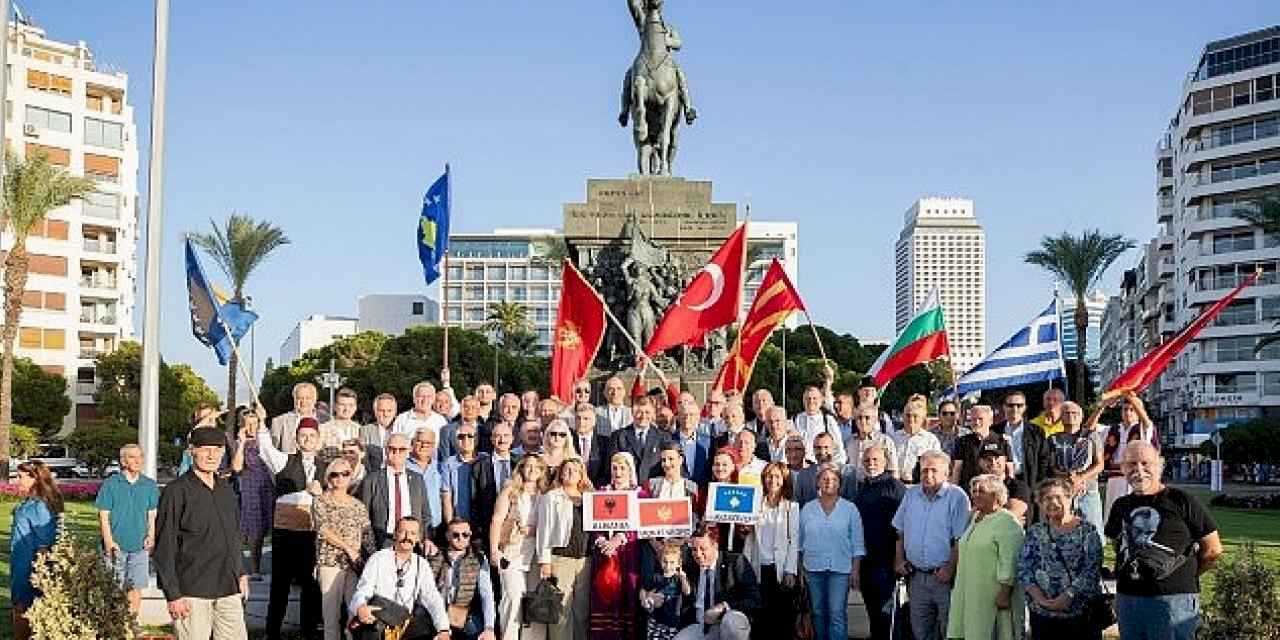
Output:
[640, 542, 692, 640]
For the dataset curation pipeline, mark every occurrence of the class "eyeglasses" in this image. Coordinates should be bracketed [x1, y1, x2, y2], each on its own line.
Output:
[387, 446, 410, 453]
[328, 471, 351, 479]
[457, 433, 476, 440]
[940, 411, 957, 416]
[448, 532, 472, 540]
[547, 432, 569, 438]
[1004, 403, 1025, 409]
[575, 388, 591, 394]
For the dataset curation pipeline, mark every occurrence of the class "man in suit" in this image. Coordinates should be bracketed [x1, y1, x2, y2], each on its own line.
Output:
[358, 393, 399, 470]
[712, 404, 767, 460]
[744, 388, 774, 435]
[572, 401, 612, 486]
[470, 421, 520, 543]
[677, 524, 761, 639]
[611, 396, 664, 481]
[595, 375, 633, 437]
[269, 382, 319, 454]
[485, 393, 523, 443]
[440, 395, 486, 460]
[671, 401, 711, 484]
[357, 433, 433, 550]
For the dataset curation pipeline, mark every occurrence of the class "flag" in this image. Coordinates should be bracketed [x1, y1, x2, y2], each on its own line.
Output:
[185, 238, 257, 366]
[644, 224, 747, 355]
[867, 288, 950, 389]
[1105, 271, 1260, 398]
[416, 167, 451, 285]
[713, 259, 806, 393]
[550, 260, 608, 403]
[954, 298, 1066, 395]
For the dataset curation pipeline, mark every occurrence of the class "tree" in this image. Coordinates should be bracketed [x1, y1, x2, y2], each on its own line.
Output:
[189, 214, 290, 431]
[0, 148, 96, 476]
[65, 423, 137, 477]
[10, 424, 38, 459]
[12, 358, 72, 437]
[484, 301, 538, 357]
[1025, 230, 1135, 400]
[94, 342, 221, 447]
[1236, 195, 1280, 352]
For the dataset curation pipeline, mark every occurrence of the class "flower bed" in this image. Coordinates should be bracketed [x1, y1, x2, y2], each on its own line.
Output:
[1210, 492, 1280, 510]
[0, 480, 101, 501]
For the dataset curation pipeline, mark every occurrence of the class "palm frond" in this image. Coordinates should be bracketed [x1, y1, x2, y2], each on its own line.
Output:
[1023, 230, 1135, 298]
[3, 147, 96, 236]
[189, 213, 290, 296]
[1235, 195, 1280, 234]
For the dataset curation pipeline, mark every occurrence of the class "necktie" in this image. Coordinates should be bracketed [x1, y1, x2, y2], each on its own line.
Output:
[498, 459, 510, 489]
[580, 436, 590, 461]
[394, 472, 404, 523]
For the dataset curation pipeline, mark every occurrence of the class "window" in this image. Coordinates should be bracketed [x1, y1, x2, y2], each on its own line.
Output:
[445, 306, 461, 322]
[1214, 373, 1257, 394]
[18, 327, 40, 349]
[1211, 337, 1254, 362]
[510, 286, 527, 301]
[486, 265, 506, 280]
[1259, 75, 1276, 103]
[24, 143, 69, 166]
[26, 70, 71, 96]
[25, 106, 70, 133]
[487, 286, 506, 301]
[1263, 296, 1280, 321]
[83, 153, 120, 181]
[530, 265, 549, 281]
[1265, 373, 1280, 396]
[411, 302, 424, 316]
[1213, 231, 1255, 254]
[446, 265, 463, 280]
[464, 265, 484, 280]
[84, 118, 123, 149]
[509, 266, 527, 280]
[1216, 300, 1256, 326]
[530, 285, 548, 301]
[464, 307, 485, 322]
[83, 192, 119, 219]
[464, 286, 483, 301]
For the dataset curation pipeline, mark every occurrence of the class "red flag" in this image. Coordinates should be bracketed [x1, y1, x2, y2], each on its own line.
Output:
[644, 224, 747, 355]
[1104, 271, 1260, 398]
[714, 260, 806, 393]
[631, 365, 647, 399]
[550, 260, 607, 403]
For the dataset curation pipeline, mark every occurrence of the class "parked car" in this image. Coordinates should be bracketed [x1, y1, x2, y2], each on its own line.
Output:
[31, 444, 86, 478]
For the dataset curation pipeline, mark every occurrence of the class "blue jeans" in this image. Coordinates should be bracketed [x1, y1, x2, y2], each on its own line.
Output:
[1116, 593, 1200, 640]
[1075, 486, 1104, 540]
[806, 570, 849, 640]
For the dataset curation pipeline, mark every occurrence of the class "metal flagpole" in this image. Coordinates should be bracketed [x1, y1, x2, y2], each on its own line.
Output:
[442, 163, 451, 371]
[138, 0, 169, 480]
[442, 250, 450, 369]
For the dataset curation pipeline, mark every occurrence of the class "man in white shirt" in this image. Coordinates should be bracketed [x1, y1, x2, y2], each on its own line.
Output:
[762, 406, 792, 463]
[270, 382, 319, 454]
[594, 376, 632, 436]
[845, 405, 899, 480]
[889, 396, 942, 483]
[349, 517, 451, 640]
[794, 384, 848, 466]
[320, 388, 362, 451]
[394, 381, 448, 441]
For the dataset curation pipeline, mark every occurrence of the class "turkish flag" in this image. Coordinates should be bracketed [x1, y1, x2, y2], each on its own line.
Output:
[714, 259, 806, 393]
[550, 260, 607, 403]
[1104, 270, 1259, 398]
[644, 224, 747, 355]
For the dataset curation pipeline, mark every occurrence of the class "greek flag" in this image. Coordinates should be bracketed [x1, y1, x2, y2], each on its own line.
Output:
[954, 298, 1066, 395]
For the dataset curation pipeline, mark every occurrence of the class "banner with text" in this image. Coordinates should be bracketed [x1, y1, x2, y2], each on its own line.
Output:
[637, 497, 694, 539]
[704, 483, 761, 524]
[584, 490, 638, 532]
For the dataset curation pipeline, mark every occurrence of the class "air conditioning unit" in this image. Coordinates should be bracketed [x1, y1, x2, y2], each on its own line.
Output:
[22, 123, 36, 136]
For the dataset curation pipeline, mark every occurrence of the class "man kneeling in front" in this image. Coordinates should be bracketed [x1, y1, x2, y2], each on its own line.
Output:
[674, 525, 760, 640]
[349, 517, 452, 640]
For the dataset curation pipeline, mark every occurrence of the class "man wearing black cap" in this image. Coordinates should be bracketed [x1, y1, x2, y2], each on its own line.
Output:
[950, 405, 1012, 493]
[155, 426, 249, 640]
[257, 416, 325, 640]
[977, 448, 1032, 524]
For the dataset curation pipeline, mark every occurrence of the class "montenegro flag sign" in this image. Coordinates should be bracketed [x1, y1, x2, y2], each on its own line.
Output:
[713, 259, 806, 393]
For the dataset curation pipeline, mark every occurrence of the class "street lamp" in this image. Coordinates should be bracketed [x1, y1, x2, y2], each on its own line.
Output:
[316, 359, 344, 418]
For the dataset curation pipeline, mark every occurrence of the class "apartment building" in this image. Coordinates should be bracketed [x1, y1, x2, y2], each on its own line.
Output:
[1, 22, 139, 430]
[894, 197, 986, 373]
[1102, 26, 1280, 446]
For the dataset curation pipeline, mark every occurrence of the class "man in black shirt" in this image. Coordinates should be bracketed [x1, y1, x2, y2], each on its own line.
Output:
[155, 427, 248, 640]
[976, 449, 1031, 524]
[853, 443, 905, 640]
[1105, 441, 1222, 640]
[950, 405, 1011, 492]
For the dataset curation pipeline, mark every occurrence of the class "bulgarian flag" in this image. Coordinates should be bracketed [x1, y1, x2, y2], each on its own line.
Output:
[867, 289, 951, 389]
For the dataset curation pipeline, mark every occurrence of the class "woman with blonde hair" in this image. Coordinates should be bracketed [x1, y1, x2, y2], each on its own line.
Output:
[536, 457, 595, 640]
[948, 474, 1027, 640]
[490, 454, 549, 640]
[541, 418, 577, 470]
[310, 456, 374, 640]
[590, 452, 649, 639]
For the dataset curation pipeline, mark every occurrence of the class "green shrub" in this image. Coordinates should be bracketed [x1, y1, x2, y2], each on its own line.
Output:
[1201, 542, 1280, 640]
[26, 515, 135, 639]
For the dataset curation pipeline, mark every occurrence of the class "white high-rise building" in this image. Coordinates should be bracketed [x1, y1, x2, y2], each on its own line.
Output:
[895, 197, 986, 373]
[0, 22, 140, 430]
[279, 315, 358, 367]
[1061, 292, 1109, 391]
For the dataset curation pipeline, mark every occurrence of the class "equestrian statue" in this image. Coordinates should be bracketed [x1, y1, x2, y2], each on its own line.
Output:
[618, 0, 697, 176]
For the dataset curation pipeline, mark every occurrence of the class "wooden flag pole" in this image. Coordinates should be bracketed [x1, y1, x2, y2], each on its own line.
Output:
[601, 304, 672, 388]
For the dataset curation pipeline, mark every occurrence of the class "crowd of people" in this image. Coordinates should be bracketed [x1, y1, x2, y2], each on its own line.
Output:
[6, 370, 1227, 640]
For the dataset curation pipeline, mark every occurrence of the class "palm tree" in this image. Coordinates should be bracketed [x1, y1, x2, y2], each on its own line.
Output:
[0, 149, 95, 475]
[190, 214, 290, 431]
[1236, 195, 1280, 351]
[1025, 230, 1135, 399]
[484, 301, 533, 351]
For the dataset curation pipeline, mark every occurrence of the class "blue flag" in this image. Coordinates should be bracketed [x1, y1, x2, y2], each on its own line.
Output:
[417, 167, 451, 285]
[185, 238, 258, 366]
[953, 297, 1067, 395]
[712, 484, 757, 515]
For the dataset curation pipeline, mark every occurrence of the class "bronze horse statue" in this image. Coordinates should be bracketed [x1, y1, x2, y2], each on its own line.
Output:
[619, 0, 696, 176]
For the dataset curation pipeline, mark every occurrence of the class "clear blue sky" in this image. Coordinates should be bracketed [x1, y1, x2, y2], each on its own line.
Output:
[25, 1, 1280, 397]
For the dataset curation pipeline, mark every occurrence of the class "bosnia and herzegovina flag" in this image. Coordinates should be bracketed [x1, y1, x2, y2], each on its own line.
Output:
[417, 167, 451, 285]
[185, 238, 257, 366]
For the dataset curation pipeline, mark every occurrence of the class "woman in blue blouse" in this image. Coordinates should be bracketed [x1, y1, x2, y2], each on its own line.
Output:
[1017, 477, 1104, 640]
[798, 465, 866, 640]
[10, 461, 63, 640]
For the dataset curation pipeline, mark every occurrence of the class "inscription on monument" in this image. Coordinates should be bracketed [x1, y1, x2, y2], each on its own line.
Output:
[564, 177, 735, 240]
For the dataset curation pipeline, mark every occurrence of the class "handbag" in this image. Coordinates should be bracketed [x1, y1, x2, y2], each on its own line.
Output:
[785, 504, 815, 640]
[1047, 526, 1115, 633]
[522, 577, 565, 626]
[499, 492, 525, 550]
[365, 594, 412, 629]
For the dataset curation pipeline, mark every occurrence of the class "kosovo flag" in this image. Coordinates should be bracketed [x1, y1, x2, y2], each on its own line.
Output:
[712, 484, 757, 515]
[417, 167, 451, 285]
[186, 238, 258, 366]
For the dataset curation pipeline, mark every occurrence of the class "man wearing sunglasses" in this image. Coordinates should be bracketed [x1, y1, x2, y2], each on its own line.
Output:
[359, 434, 432, 551]
[441, 424, 490, 540]
[928, 399, 967, 458]
[426, 520, 497, 640]
[992, 391, 1052, 491]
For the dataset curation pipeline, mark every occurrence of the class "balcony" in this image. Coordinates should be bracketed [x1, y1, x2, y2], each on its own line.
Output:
[1159, 256, 1175, 276]
[79, 274, 120, 297]
[1157, 198, 1174, 223]
[74, 381, 96, 396]
[78, 347, 108, 360]
[82, 238, 116, 254]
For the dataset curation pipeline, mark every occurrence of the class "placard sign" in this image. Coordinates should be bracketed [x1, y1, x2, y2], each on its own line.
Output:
[637, 497, 694, 539]
[704, 482, 761, 524]
[584, 490, 637, 532]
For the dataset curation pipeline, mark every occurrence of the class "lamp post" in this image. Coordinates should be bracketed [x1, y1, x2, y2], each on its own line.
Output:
[316, 359, 344, 418]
